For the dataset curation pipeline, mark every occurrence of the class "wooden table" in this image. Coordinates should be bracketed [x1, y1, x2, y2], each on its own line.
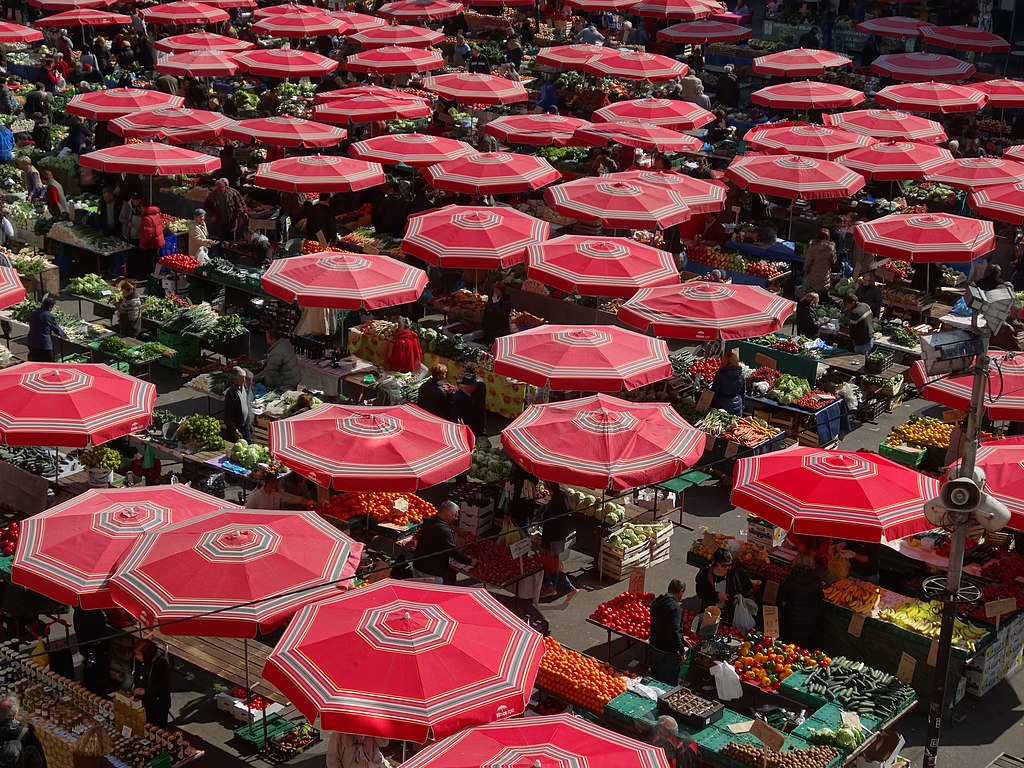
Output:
[825, 353, 909, 380]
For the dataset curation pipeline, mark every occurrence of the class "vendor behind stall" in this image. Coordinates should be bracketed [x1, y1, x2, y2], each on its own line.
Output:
[696, 548, 756, 625]
[843, 294, 874, 355]
[114, 279, 141, 338]
[802, 229, 835, 294]
[223, 367, 254, 443]
[648, 579, 686, 686]
[710, 351, 744, 416]
[481, 282, 512, 344]
[125, 639, 171, 728]
[778, 552, 824, 650]
[796, 292, 820, 338]
[856, 271, 883, 319]
[255, 328, 301, 392]
[385, 317, 423, 374]
[414, 500, 472, 585]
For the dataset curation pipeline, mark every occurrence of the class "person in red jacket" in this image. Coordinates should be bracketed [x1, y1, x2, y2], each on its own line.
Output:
[137, 202, 165, 278]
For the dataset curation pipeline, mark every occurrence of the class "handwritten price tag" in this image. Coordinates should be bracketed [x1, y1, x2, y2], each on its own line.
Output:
[697, 390, 715, 412]
[896, 652, 916, 685]
[984, 597, 1017, 618]
[754, 353, 777, 370]
[927, 639, 939, 667]
[763, 605, 780, 638]
[763, 580, 780, 605]
[848, 612, 866, 638]
[728, 720, 753, 734]
[751, 719, 786, 752]
[840, 711, 863, 730]
[629, 566, 646, 595]
[509, 538, 532, 559]
[725, 440, 739, 458]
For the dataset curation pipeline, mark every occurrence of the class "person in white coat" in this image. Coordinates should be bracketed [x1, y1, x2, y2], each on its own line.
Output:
[326, 732, 391, 768]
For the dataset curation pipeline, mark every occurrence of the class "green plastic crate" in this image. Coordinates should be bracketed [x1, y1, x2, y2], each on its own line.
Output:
[233, 715, 295, 747]
[879, 442, 926, 468]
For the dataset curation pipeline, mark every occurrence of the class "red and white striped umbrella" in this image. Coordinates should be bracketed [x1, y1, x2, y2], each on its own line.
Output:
[839, 141, 954, 181]
[853, 213, 995, 262]
[0, 268, 26, 309]
[252, 12, 347, 37]
[13, 486, 230, 609]
[263, 580, 543, 741]
[67, 88, 183, 120]
[81, 144, 219, 175]
[253, 2, 329, 16]
[141, 0, 228, 25]
[752, 47, 852, 77]
[403, 205, 549, 269]
[464, 0, 532, 7]
[30, 0, 111, 10]
[350, 133, 474, 166]
[910, 353, 1024, 420]
[970, 182, 1024, 225]
[744, 122, 874, 160]
[0, 21, 41, 42]
[631, 0, 724, 20]
[154, 32, 254, 52]
[971, 79, 1024, 109]
[582, 49, 687, 82]
[732, 448, 940, 542]
[254, 155, 384, 193]
[377, 0, 463, 19]
[855, 15, 932, 38]
[314, 86, 431, 123]
[482, 114, 590, 146]
[199, 0, 255, 9]
[593, 97, 714, 130]
[234, 48, 339, 78]
[751, 81, 865, 110]
[502, 394, 706, 490]
[823, 109, 947, 143]
[609, 170, 726, 214]
[1006, 146, 1024, 163]
[494, 325, 673, 392]
[110, 108, 233, 143]
[870, 52, 975, 83]
[657, 19, 751, 43]
[333, 10, 387, 32]
[575, 121, 703, 153]
[422, 73, 528, 104]
[960, 437, 1024, 529]
[875, 82, 987, 113]
[618, 282, 794, 341]
[223, 116, 347, 148]
[424, 152, 560, 194]
[262, 252, 426, 310]
[725, 154, 865, 200]
[155, 50, 241, 77]
[563, 0, 634, 9]
[921, 24, 1009, 53]
[544, 177, 691, 229]
[33, 9, 129, 26]
[926, 157, 1024, 189]
[534, 44, 612, 69]
[270, 404, 472, 490]
[109, 509, 362, 637]
[346, 45, 444, 74]
[349, 23, 443, 48]
[525, 235, 680, 297]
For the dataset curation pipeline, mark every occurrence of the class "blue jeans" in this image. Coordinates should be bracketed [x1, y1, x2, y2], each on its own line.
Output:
[854, 341, 873, 356]
[649, 647, 681, 687]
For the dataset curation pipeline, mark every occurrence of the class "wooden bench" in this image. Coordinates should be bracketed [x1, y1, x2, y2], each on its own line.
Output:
[151, 630, 283, 700]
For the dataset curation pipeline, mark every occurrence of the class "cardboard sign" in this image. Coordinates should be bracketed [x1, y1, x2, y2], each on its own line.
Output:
[984, 597, 1017, 618]
[754, 353, 777, 370]
[727, 720, 753, 734]
[725, 440, 739, 458]
[942, 410, 962, 424]
[696, 389, 715, 413]
[629, 566, 647, 596]
[763, 580, 780, 605]
[509, 538, 532, 559]
[763, 605, 780, 638]
[927, 639, 939, 667]
[702, 531, 718, 553]
[121, 726, 133, 739]
[848, 612, 866, 638]
[750, 719, 786, 752]
[840, 711, 862, 730]
[896, 652, 916, 684]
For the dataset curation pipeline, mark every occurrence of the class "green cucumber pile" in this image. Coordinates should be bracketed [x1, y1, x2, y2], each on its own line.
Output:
[802, 657, 914, 720]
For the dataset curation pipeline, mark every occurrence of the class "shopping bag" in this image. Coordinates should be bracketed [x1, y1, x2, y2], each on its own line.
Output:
[732, 596, 758, 632]
[951, 297, 972, 317]
[27, 637, 48, 668]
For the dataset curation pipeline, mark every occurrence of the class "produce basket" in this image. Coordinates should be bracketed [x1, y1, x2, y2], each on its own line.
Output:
[656, 685, 724, 730]
[865, 351, 894, 374]
[858, 398, 887, 423]
[233, 715, 294, 748]
[879, 442, 926, 468]
[268, 724, 320, 762]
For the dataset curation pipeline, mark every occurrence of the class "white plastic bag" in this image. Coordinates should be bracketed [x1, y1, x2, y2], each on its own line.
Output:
[732, 596, 758, 632]
[710, 661, 743, 700]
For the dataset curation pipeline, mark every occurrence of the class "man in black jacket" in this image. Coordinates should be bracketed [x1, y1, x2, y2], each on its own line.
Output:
[413, 501, 471, 584]
[223, 367, 254, 443]
[304, 193, 337, 244]
[417, 363, 452, 420]
[648, 579, 686, 686]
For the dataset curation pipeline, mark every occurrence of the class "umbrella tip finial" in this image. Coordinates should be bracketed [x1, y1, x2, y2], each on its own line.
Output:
[403, 611, 411, 620]
[534, 761, 542, 767]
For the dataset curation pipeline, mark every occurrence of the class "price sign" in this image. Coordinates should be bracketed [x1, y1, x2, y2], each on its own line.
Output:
[754, 353, 777, 370]
[848, 612, 866, 638]
[629, 566, 647, 595]
[763, 580, 780, 605]
[750, 719, 786, 752]
[896, 652, 916, 685]
[509, 538, 532, 559]
[725, 440, 739, 458]
[121, 726, 134, 739]
[984, 597, 1017, 618]
[697, 389, 715, 412]
[702, 531, 718, 553]
[1015, 576, 1024, 586]
[763, 605, 780, 638]
[840, 711, 862, 730]
[927, 639, 939, 667]
[942, 410, 965, 424]
[728, 720, 753, 734]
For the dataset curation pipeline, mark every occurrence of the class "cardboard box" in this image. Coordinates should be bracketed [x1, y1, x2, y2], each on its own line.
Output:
[858, 730, 906, 768]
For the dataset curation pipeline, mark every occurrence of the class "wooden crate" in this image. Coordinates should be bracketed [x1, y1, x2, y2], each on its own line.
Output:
[600, 540, 650, 581]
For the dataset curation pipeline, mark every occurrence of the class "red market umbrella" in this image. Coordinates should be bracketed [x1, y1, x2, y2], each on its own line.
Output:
[30, 0, 111, 10]
[839, 141, 954, 181]
[608, 170, 726, 213]
[544, 177, 691, 229]
[870, 52, 975, 83]
[263, 579, 543, 741]
[350, 133, 474, 166]
[154, 32, 254, 52]
[12, 486, 230, 609]
[200, 0, 255, 8]
[81, 144, 219, 175]
[349, 23, 443, 47]
[970, 79, 1024, 109]
[751, 81, 865, 110]
[744, 122, 874, 160]
[109, 509, 363, 637]
[254, 155, 384, 193]
[501, 394, 706, 490]
[399, 714, 672, 768]
[618, 282, 794, 340]
[142, 1, 229, 25]
[155, 50, 241, 76]
[67, 88, 183, 120]
[752, 48, 852, 77]
[234, 48, 339, 78]
[422, 73, 528, 105]
[346, 45, 444, 74]
[563, 0, 636, 9]
[575, 121, 703, 152]
[855, 15, 933, 38]
[875, 82, 987, 113]
[423, 152, 560, 194]
[853, 213, 995, 262]
[961, 438, 1024, 528]
[0, 268, 25, 309]
[970, 182, 1024, 225]
[253, 2, 330, 16]
[921, 25, 1009, 53]
[482, 114, 591, 147]
[534, 44, 613, 69]
[253, 12, 347, 36]
[657, 19, 751, 43]
[725, 154, 865, 200]
[593, 97, 715, 130]
[464, 0, 533, 7]
[224, 116, 346, 148]
[314, 88, 431, 123]
[926, 157, 1024, 189]
[33, 9, 129, 26]
[110, 108, 234, 143]
[525, 234, 680, 297]
[910, 352, 1024, 420]
[582, 49, 687, 82]
[0, 363, 155, 447]
[631, 0, 724, 20]
[0, 21, 41, 42]
[732, 448, 940, 542]
[269, 404, 472, 490]
[402, 205, 550, 269]
[261, 251, 427, 310]
[823, 109, 947, 143]
[377, 0, 463, 20]
[494, 325, 672, 392]
[1006, 146, 1024, 163]
[334, 10, 387, 32]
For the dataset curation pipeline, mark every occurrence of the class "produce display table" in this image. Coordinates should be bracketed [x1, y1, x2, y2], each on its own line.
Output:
[699, 432, 787, 477]
[468, 564, 545, 614]
[744, 394, 852, 448]
[723, 238, 800, 263]
[297, 355, 378, 399]
[586, 617, 650, 664]
[686, 261, 791, 289]
[45, 237, 133, 280]
[733, 338, 820, 385]
[825, 353, 909, 382]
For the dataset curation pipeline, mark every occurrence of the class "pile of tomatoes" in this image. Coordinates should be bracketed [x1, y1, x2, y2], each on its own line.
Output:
[319, 492, 436, 527]
[536, 636, 628, 711]
[733, 633, 830, 691]
[157, 253, 200, 274]
[0, 522, 18, 557]
[687, 357, 722, 380]
[463, 536, 544, 586]
[589, 591, 654, 640]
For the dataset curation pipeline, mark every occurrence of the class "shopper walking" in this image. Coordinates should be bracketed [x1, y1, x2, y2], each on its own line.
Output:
[26, 297, 66, 362]
[648, 579, 686, 686]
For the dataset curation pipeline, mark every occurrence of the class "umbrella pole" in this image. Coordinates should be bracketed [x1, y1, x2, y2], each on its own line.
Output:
[244, 638, 253, 729]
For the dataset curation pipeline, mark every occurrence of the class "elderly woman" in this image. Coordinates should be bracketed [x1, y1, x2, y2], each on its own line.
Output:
[15, 156, 40, 199]
[651, 715, 687, 767]
[187, 208, 218, 262]
[710, 350, 745, 416]
[802, 229, 836, 294]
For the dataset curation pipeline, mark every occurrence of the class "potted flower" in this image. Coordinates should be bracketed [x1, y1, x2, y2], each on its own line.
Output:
[81, 446, 122, 487]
